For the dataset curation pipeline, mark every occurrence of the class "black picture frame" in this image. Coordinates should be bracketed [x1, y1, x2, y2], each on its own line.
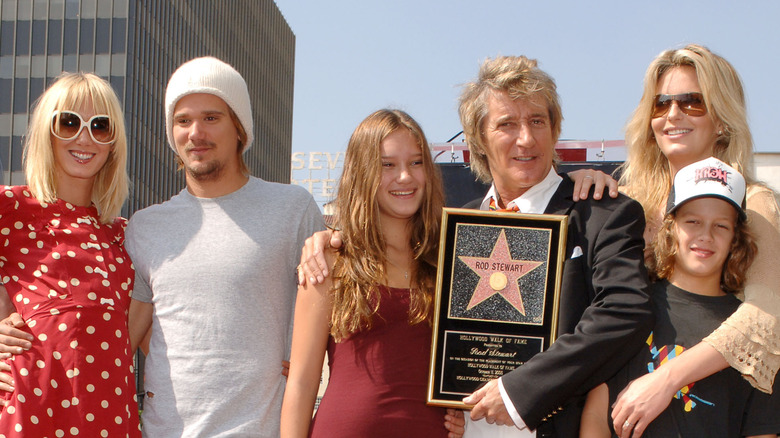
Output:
[427, 208, 568, 408]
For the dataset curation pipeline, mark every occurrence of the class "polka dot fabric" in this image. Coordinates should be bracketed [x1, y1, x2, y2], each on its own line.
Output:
[0, 186, 140, 437]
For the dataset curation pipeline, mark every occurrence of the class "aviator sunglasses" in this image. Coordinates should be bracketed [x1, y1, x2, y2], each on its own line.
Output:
[50, 110, 115, 145]
[652, 92, 708, 118]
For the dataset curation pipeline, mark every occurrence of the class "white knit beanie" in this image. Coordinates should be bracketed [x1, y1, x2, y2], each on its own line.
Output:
[164, 57, 254, 153]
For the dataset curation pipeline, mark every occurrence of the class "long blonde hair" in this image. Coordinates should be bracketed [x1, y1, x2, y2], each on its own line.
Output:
[329, 109, 445, 341]
[23, 72, 129, 223]
[620, 44, 754, 220]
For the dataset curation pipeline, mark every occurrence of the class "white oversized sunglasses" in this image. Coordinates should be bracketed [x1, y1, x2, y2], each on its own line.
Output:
[50, 110, 115, 145]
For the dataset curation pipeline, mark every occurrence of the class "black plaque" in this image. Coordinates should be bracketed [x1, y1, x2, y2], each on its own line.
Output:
[427, 208, 567, 408]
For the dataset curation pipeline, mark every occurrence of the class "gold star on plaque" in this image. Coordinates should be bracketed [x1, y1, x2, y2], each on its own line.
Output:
[458, 229, 543, 314]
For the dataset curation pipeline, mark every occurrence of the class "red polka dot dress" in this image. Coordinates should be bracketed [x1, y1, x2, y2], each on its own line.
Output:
[0, 186, 141, 437]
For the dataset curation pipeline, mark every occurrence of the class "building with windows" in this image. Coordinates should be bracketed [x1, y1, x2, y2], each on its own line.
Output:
[0, 0, 295, 216]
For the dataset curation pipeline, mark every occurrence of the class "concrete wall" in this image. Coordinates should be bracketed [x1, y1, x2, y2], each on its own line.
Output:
[754, 153, 780, 193]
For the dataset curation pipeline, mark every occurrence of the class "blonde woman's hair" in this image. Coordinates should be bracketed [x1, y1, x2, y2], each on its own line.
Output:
[329, 109, 445, 341]
[23, 72, 128, 223]
[649, 208, 757, 294]
[459, 55, 563, 183]
[620, 44, 754, 220]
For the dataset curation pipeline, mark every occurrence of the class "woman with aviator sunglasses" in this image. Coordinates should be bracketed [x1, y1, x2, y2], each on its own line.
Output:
[0, 72, 140, 436]
[595, 44, 780, 437]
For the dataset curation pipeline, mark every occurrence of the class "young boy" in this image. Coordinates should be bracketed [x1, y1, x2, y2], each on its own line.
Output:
[580, 157, 780, 438]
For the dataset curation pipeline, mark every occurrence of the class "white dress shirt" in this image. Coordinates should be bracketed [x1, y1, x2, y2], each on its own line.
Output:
[464, 167, 563, 438]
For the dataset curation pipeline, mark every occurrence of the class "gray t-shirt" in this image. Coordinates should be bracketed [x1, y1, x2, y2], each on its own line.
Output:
[126, 177, 324, 438]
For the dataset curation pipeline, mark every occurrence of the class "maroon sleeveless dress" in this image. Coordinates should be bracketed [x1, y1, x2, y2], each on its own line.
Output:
[309, 286, 449, 438]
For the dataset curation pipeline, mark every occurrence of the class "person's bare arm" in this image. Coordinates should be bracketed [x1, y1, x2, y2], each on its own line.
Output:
[0, 286, 33, 405]
[281, 256, 333, 438]
[128, 299, 154, 354]
[139, 326, 152, 356]
[612, 343, 727, 437]
[580, 383, 611, 438]
[0, 285, 14, 322]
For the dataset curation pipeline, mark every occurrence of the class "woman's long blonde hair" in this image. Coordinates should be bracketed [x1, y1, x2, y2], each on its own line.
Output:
[619, 44, 754, 220]
[329, 109, 445, 341]
[23, 72, 128, 223]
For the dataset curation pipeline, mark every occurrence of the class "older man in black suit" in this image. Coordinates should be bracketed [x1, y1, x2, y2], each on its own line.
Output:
[458, 56, 653, 438]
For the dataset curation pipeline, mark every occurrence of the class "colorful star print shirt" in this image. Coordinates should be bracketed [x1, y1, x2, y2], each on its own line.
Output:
[0, 185, 140, 437]
[607, 280, 780, 437]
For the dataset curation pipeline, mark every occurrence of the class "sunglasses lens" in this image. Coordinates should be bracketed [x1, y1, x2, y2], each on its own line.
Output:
[677, 95, 706, 116]
[651, 100, 671, 118]
[90, 117, 113, 143]
[52, 112, 82, 139]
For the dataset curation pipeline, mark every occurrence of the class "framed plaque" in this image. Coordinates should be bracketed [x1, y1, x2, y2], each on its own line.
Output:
[427, 208, 568, 408]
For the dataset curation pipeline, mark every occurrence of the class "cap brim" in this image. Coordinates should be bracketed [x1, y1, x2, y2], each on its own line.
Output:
[668, 194, 747, 221]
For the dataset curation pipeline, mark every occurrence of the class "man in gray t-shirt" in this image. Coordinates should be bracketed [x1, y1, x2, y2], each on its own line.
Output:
[125, 57, 322, 437]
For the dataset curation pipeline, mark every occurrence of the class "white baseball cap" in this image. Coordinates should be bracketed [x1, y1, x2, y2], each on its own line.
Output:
[667, 157, 746, 220]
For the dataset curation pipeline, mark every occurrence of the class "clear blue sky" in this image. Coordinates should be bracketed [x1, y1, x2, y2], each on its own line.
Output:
[274, 0, 780, 157]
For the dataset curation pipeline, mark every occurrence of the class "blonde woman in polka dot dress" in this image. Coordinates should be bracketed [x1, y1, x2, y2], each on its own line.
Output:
[0, 73, 140, 437]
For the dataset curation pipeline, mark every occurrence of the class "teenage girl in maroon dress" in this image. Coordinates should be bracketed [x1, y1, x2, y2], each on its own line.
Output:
[281, 110, 463, 438]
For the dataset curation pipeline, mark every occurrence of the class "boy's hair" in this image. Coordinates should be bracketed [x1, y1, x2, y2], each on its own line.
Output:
[649, 211, 757, 294]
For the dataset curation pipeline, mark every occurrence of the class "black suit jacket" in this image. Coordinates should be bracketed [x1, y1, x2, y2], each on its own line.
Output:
[464, 176, 654, 438]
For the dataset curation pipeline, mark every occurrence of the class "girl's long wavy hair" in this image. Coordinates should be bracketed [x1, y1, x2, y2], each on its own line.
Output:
[329, 109, 445, 341]
[619, 44, 754, 220]
[23, 72, 128, 223]
[648, 207, 757, 294]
